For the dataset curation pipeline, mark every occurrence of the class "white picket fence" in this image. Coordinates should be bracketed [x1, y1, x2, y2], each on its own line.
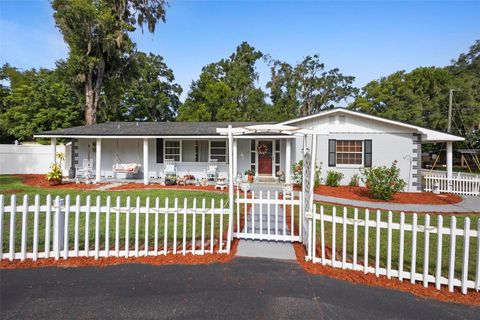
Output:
[306, 205, 480, 294]
[234, 189, 302, 242]
[0, 194, 232, 261]
[424, 174, 480, 196]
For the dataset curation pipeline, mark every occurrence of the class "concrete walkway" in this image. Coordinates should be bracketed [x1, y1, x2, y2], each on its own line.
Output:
[314, 193, 480, 213]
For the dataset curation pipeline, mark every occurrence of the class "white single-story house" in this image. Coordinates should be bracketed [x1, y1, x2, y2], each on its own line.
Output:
[34, 108, 464, 192]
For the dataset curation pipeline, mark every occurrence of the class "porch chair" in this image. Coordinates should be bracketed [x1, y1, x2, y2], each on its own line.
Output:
[76, 159, 93, 182]
[205, 159, 218, 182]
[164, 159, 177, 177]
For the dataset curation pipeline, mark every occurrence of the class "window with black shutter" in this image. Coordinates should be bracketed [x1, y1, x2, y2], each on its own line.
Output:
[328, 139, 336, 167]
[156, 139, 164, 163]
[364, 140, 372, 167]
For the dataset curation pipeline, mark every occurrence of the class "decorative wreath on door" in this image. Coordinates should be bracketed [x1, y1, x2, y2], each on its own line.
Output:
[257, 143, 268, 156]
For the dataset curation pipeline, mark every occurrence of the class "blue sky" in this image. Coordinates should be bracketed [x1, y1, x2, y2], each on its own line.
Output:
[0, 0, 479, 100]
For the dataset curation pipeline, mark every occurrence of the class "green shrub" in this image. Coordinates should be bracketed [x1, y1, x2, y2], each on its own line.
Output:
[349, 173, 360, 187]
[326, 170, 343, 187]
[361, 161, 406, 200]
[291, 160, 321, 188]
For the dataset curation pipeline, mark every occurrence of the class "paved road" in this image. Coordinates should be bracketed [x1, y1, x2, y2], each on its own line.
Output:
[1, 258, 478, 319]
[314, 194, 480, 213]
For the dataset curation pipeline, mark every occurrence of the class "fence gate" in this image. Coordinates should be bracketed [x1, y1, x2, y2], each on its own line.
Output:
[233, 189, 302, 242]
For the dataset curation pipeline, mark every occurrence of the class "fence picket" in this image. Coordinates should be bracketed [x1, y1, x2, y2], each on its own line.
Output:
[32, 195, 39, 260]
[274, 191, 279, 238]
[477, 219, 480, 291]
[105, 196, 110, 258]
[94, 196, 101, 259]
[9, 195, 16, 261]
[290, 192, 295, 241]
[332, 207, 336, 265]
[0, 196, 3, 260]
[74, 195, 80, 257]
[54, 196, 61, 260]
[423, 214, 431, 287]
[21, 195, 28, 261]
[364, 209, 369, 274]
[220, 199, 224, 252]
[387, 211, 392, 278]
[210, 198, 214, 253]
[267, 190, 271, 237]
[461, 218, 471, 294]
[353, 208, 358, 270]
[192, 198, 197, 254]
[312, 204, 317, 260]
[320, 205, 325, 265]
[145, 197, 150, 256]
[259, 191, 263, 237]
[399, 212, 405, 281]
[45, 194, 51, 258]
[201, 198, 206, 254]
[115, 196, 120, 256]
[342, 207, 347, 269]
[236, 189, 240, 233]
[164, 198, 169, 255]
[448, 216, 457, 292]
[411, 213, 418, 284]
[84, 195, 91, 257]
[375, 210, 381, 277]
[435, 215, 443, 290]
[283, 192, 287, 241]
[63, 195, 70, 259]
[251, 191, 255, 238]
[154, 197, 159, 256]
[173, 198, 178, 254]
[182, 198, 187, 255]
[135, 197, 140, 257]
[125, 196, 131, 258]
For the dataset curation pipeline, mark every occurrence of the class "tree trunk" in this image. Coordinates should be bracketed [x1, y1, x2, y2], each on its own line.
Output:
[84, 58, 106, 125]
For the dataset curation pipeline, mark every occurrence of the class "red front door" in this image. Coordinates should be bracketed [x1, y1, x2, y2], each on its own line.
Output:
[257, 141, 273, 175]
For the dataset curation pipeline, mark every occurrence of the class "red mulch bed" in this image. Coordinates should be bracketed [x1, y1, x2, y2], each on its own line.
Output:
[314, 185, 463, 205]
[18, 174, 104, 190]
[0, 239, 239, 270]
[292, 243, 480, 306]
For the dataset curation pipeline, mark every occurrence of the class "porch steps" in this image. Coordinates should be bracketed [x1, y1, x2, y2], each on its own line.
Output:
[255, 176, 278, 183]
[236, 240, 296, 260]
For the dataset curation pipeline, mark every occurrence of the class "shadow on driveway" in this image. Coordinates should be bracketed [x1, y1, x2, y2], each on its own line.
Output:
[1, 257, 478, 319]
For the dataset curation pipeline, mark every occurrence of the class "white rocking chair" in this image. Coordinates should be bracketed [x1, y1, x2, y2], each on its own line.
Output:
[76, 159, 93, 181]
[205, 159, 218, 182]
[164, 159, 177, 177]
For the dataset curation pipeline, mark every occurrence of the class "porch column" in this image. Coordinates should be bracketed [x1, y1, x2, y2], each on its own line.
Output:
[233, 138, 238, 177]
[285, 139, 292, 184]
[143, 138, 149, 185]
[51, 138, 57, 164]
[95, 138, 102, 183]
[446, 141, 453, 191]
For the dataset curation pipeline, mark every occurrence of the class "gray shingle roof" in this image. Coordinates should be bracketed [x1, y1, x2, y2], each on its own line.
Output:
[35, 122, 271, 137]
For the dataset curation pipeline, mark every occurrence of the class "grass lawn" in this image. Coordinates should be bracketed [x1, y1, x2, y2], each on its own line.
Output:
[0, 175, 229, 254]
[314, 202, 479, 280]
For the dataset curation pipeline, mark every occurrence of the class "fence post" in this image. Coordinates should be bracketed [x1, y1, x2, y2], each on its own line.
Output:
[54, 197, 65, 260]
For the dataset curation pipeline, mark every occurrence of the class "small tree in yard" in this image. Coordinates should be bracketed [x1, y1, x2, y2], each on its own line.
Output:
[361, 161, 406, 200]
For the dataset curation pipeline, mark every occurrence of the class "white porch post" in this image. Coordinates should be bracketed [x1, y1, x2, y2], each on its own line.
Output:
[233, 138, 238, 178]
[143, 138, 149, 185]
[95, 138, 102, 183]
[51, 138, 57, 164]
[226, 125, 234, 253]
[446, 141, 453, 191]
[285, 139, 292, 184]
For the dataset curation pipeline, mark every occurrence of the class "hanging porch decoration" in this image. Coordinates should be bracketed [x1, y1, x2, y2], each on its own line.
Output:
[257, 143, 269, 156]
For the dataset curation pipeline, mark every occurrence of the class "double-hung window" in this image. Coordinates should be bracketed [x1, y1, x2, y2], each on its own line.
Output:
[329, 139, 372, 167]
[210, 141, 227, 162]
[164, 141, 181, 161]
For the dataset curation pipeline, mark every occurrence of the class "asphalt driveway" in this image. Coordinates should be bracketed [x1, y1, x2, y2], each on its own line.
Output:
[1, 258, 478, 319]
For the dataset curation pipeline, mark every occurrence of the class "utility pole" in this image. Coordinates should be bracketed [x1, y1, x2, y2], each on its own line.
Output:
[447, 89, 455, 133]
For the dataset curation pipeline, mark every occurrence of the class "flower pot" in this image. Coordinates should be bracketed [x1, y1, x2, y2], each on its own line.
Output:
[48, 178, 62, 186]
[248, 175, 254, 183]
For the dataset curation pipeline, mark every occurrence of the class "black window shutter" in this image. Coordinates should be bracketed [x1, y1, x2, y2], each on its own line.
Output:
[364, 140, 372, 167]
[328, 139, 336, 167]
[156, 139, 164, 163]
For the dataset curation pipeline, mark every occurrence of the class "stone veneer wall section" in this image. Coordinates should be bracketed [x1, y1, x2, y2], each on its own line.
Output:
[412, 133, 422, 192]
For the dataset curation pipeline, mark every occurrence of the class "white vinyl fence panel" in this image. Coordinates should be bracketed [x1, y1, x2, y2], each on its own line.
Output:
[0, 194, 232, 261]
[306, 205, 480, 294]
[0, 144, 69, 175]
[424, 174, 480, 196]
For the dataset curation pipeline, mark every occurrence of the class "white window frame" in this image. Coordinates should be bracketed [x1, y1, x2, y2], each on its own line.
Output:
[335, 140, 363, 167]
[164, 139, 182, 162]
[209, 140, 227, 163]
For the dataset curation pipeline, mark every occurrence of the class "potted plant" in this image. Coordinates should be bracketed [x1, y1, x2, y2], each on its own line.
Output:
[244, 169, 255, 183]
[165, 175, 177, 186]
[45, 152, 65, 186]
